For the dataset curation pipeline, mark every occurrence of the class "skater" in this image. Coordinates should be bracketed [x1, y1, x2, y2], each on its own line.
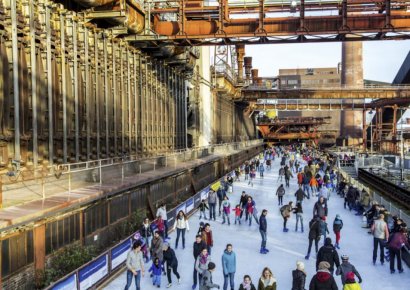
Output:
[291, 261, 306, 290]
[305, 216, 321, 260]
[199, 262, 220, 290]
[310, 177, 318, 196]
[293, 202, 304, 233]
[208, 190, 217, 221]
[174, 210, 189, 249]
[151, 231, 164, 265]
[217, 186, 226, 216]
[333, 214, 343, 249]
[319, 217, 330, 244]
[156, 215, 166, 240]
[162, 243, 181, 287]
[257, 267, 277, 290]
[239, 191, 248, 219]
[140, 218, 153, 262]
[192, 235, 207, 289]
[371, 213, 389, 265]
[196, 248, 211, 286]
[221, 196, 231, 225]
[309, 261, 338, 290]
[284, 166, 293, 188]
[259, 163, 265, 178]
[239, 275, 256, 290]
[343, 272, 361, 290]
[156, 204, 169, 239]
[295, 185, 309, 204]
[232, 204, 242, 225]
[276, 184, 285, 206]
[336, 255, 362, 285]
[277, 166, 285, 182]
[259, 209, 269, 254]
[249, 168, 256, 186]
[125, 241, 145, 290]
[222, 244, 236, 290]
[244, 163, 250, 180]
[149, 257, 164, 288]
[280, 201, 293, 232]
[199, 199, 209, 220]
[313, 197, 328, 219]
[201, 223, 214, 255]
[316, 237, 340, 275]
[388, 227, 410, 273]
[245, 197, 256, 226]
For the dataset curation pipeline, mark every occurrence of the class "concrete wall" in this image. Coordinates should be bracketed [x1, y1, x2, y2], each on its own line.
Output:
[198, 47, 213, 146]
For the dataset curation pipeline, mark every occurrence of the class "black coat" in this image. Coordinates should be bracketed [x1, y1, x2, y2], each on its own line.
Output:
[140, 224, 152, 239]
[193, 241, 207, 260]
[259, 215, 267, 232]
[292, 269, 306, 290]
[316, 245, 340, 273]
[309, 272, 338, 290]
[308, 219, 321, 240]
[313, 201, 328, 218]
[239, 283, 256, 290]
[163, 248, 178, 267]
[295, 189, 308, 201]
[239, 195, 248, 207]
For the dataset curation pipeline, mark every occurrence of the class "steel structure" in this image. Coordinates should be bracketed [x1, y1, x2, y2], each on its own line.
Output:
[125, 0, 410, 45]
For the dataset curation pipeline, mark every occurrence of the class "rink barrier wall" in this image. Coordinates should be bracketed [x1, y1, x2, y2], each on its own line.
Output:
[45, 168, 239, 290]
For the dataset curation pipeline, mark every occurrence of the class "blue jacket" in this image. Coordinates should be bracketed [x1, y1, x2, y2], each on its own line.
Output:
[259, 214, 267, 232]
[149, 263, 163, 276]
[222, 250, 236, 274]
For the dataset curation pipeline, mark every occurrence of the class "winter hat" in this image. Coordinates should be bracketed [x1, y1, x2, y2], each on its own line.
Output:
[296, 261, 305, 271]
[341, 254, 349, 261]
[199, 221, 205, 227]
[324, 237, 332, 246]
[336, 214, 341, 219]
[318, 261, 331, 270]
[346, 271, 355, 282]
[208, 262, 216, 270]
[162, 242, 169, 249]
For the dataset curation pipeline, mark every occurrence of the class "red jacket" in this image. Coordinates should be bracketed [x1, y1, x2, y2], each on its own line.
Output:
[202, 230, 214, 247]
[232, 207, 242, 217]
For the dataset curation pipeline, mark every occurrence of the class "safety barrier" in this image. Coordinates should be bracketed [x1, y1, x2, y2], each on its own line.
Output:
[45, 169, 236, 290]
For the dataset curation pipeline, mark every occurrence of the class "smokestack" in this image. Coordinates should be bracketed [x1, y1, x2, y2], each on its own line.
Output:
[236, 45, 245, 83]
[244, 56, 253, 83]
[251, 69, 259, 84]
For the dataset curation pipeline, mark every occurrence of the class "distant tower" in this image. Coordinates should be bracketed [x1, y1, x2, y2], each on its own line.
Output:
[340, 42, 364, 141]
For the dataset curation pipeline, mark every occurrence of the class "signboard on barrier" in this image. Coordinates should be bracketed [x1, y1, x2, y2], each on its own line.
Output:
[78, 254, 108, 290]
[111, 238, 132, 270]
[51, 274, 77, 290]
[185, 197, 194, 213]
[200, 186, 210, 201]
[176, 203, 186, 215]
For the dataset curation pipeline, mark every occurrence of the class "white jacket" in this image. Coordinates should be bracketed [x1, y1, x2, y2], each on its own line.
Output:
[174, 217, 190, 231]
[156, 206, 167, 220]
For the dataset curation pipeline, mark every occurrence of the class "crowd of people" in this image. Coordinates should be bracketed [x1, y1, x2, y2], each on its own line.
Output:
[123, 145, 410, 290]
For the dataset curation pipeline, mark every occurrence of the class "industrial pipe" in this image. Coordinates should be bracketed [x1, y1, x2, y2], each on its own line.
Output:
[73, 0, 116, 7]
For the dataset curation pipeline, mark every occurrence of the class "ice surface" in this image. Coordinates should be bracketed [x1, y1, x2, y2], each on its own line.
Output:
[103, 157, 410, 290]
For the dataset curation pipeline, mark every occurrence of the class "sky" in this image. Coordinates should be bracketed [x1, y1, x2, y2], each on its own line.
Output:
[246, 40, 410, 83]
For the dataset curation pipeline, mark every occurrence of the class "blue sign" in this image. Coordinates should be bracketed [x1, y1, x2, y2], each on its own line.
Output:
[111, 238, 132, 270]
[78, 254, 108, 290]
[176, 203, 186, 215]
[185, 197, 194, 213]
[51, 274, 77, 290]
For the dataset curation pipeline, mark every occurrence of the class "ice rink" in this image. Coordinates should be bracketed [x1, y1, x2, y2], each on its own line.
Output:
[103, 157, 410, 290]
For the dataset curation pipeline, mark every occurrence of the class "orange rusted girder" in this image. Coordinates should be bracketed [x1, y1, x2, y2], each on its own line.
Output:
[132, 0, 410, 44]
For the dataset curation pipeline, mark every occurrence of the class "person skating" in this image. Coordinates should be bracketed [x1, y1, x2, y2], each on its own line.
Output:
[333, 214, 343, 249]
[162, 243, 181, 288]
[199, 262, 220, 290]
[259, 163, 265, 178]
[305, 216, 321, 260]
[222, 244, 236, 290]
[208, 190, 217, 221]
[174, 210, 189, 249]
[280, 201, 293, 232]
[259, 209, 269, 254]
[313, 197, 328, 219]
[278, 166, 285, 182]
[284, 166, 293, 188]
[140, 217, 153, 262]
[293, 202, 304, 233]
[221, 196, 231, 225]
[371, 213, 389, 265]
[156, 215, 166, 240]
[239, 275, 257, 290]
[196, 248, 211, 284]
[342, 272, 361, 290]
[199, 200, 209, 220]
[249, 168, 256, 186]
[246, 197, 256, 226]
[151, 231, 164, 266]
[276, 184, 285, 206]
[257, 267, 277, 290]
[388, 227, 410, 273]
[217, 186, 226, 216]
[295, 185, 309, 204]
[309, 261, 338, 290]
[201, 223, 214, 255]
[291, 261, 306, 290]
[156, 204, 169, 239]
[239, 191, 248, 219]
[125, 241, 145, 290]
[319, 216, 330, 244]
[316, 237, 340, 275]
[232, 204, 242, 225]
[336, 255, 362, 286]
[149, 257, 164, 288]
[192, 235, 207, 289]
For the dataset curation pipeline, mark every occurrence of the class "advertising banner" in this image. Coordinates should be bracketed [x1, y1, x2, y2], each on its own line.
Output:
[111, 238, 132, 270]
[176, 203, 186, 215]
[78, 254, 108, 290]
[185, 197, 194, 213]
[200, 186, 210, 201]
[51, 274, 77, 290]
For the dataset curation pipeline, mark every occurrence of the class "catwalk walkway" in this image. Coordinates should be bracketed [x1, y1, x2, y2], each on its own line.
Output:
[103, 157, 410, 290]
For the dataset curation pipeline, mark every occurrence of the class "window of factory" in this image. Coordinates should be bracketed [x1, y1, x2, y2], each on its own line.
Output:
[287, 79, 298, 85]
[45, 214, 81, 255]
[1, 230, 34, 278]
[110, 194, 130, 224]
[131, 188, 147, 212]
[85, 202, 108, 236]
